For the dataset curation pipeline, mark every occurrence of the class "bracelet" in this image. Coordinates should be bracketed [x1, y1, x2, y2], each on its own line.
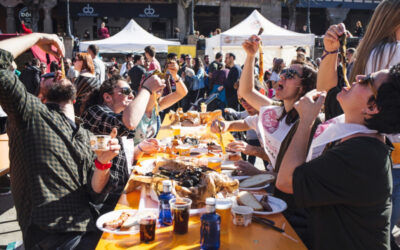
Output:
[141, 85, 152, 95]
[137, 144, 144, 153]
[173, 76, 182, 82]
[94, 158, 112, 170]
[321, 49, 339, 61]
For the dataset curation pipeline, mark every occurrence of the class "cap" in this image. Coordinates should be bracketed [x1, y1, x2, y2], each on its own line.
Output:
[162, 180, 172, 186]
[205, 197, 216, 205]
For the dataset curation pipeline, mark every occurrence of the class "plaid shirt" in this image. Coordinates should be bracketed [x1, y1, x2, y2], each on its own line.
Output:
[0, 49, 115, 235]
[81, 104, 134, 196]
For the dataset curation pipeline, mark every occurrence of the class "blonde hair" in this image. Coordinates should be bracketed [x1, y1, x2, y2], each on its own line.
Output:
[350, 0, 400, 82]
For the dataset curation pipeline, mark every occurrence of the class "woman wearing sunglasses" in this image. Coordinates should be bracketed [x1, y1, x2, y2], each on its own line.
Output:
[320, 2, 400, 245]
[275, 24, 400, 250]
[80, 74, 166, 213]
[132, 60, 188, 145]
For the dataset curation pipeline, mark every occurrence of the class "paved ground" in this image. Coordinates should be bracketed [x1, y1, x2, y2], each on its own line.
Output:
[1, 160, 400, 249]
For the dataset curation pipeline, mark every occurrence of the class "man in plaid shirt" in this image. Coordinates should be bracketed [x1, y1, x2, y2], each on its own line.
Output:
[81, 75, 166, 213]
[0, 34, 121, 249]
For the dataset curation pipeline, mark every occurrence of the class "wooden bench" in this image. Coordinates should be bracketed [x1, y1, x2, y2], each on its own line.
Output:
[0, 134, 9, 177]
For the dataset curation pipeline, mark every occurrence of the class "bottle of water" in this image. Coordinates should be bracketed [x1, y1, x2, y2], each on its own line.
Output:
[158, 180, 174, 226]
[200, 198, 221, 250]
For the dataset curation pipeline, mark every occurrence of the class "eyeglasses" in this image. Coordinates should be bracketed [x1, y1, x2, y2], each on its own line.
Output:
[358, 74, 378, 99]
[238, 98, 247, 104]
[281, 68, 302, 79]
[115, 87, 133, 96]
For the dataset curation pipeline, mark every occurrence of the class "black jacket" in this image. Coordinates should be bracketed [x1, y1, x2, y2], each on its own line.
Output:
[19, 65, 41, 96]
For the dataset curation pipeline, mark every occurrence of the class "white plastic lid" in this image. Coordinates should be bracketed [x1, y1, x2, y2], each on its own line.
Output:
[205, 197, 216, 205]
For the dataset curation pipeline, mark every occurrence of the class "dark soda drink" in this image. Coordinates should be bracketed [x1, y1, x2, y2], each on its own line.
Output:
[169, 198, 192, 234]
[140, 215, 156, 243]
[172, 207, 190, 234]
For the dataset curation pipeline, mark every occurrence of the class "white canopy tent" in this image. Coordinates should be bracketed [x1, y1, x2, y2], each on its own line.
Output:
[80, 19, 180, 53]
[206, 10, 315, 68]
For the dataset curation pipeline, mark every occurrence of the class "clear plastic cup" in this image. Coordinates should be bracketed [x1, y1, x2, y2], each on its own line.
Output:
[208, 157, 222, 172]
[90, 135, 111, 151]
[169, 198, 192, 234]
[231, 206, 253, 227]
[216, 199, 233, 234]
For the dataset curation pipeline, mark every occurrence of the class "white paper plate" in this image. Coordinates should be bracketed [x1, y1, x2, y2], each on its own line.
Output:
[252, 195, 287, 215]
[96, 209, 139, 235]
[231, 175, 250, 181]
[239, 182, 270, 191]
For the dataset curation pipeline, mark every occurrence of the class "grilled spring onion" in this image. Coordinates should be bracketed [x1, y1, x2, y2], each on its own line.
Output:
[217, 122, 226, 154]
[339, 35, 351, 88]
[60, 58, 65, 79]
[258, 28, 264, 83]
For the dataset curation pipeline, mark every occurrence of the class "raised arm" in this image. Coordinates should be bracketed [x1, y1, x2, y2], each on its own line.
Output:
[316, 24, 345, 92]
[0, 33, 64, 59]
[276, 90, 326, 194]
[0, 33, 64, 122]
[159, 61, 188, 111]
[238, 35, 274, 111]
[122, 75, 166, 130]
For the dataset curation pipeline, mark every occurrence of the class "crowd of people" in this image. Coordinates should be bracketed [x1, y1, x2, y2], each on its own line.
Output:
[0, 0, 399, 249]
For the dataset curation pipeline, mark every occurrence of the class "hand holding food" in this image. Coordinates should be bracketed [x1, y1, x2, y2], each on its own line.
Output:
[210, 120, 227, 134]
[234, 160, 263, 176]
[138, 138, 160, 154]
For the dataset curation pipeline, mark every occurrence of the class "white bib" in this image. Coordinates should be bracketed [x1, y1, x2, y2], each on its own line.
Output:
[307, 114, 377, 161]
[257, 106, 296, 169]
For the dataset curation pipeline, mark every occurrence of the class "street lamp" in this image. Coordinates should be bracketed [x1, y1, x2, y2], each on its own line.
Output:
[306, 0, 311, 33]
[188, 0, 194, 35]
[66, 0, 74, 38]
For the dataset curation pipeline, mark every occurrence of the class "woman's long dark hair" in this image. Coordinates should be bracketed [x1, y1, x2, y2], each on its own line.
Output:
[278, 64, 317, 125]
[83, 75, 123, 112]
[193, 57, 204, 75]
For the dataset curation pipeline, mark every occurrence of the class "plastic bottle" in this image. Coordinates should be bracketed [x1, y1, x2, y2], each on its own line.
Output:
[200, 198, 221, 249]
[158, 180, 174, 226]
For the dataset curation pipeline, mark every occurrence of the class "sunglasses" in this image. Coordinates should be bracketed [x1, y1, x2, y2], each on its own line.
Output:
[115, 87, 133, 96]
[238, 98, 247, 104]
[281, 68, 302, 79]
[358, 74, 378, 99]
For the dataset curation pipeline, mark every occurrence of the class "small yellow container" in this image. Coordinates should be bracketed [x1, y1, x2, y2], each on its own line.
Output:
[208, 157, 222, 172]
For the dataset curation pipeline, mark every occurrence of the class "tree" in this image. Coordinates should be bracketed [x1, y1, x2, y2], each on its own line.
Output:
[280, 0, 300, 31]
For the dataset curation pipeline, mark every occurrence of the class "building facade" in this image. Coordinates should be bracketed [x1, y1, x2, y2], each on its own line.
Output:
[0, 0, 381, 39]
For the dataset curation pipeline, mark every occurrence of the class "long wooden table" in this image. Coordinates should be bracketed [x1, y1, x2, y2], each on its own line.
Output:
[96, 118, 306, 250]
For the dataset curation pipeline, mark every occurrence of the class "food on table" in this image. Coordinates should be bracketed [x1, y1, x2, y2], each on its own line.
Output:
[169, 110, 201, 126]
[237, 191, 273, 212]
[120, 213, 140, 231]
[133, 157, 239, 208]
[259, 195, 273, 212]
[239, 174, 275, 188]
[103, 211, 133, 230]
[227, 150, 242, 161]
[237, 191, 263, 211]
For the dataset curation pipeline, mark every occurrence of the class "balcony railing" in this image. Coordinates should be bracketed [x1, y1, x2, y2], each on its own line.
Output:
[297, 0, 381, 9]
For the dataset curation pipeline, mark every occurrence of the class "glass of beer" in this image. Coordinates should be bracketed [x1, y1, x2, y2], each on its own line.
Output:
[176, 145, 191, 156]
[169, 198, 192, 234]
[208, 157, 222, 172]
[216, 198, 232, 234]
[139, 214, 157, 243]
[171, 126, 181, 139]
